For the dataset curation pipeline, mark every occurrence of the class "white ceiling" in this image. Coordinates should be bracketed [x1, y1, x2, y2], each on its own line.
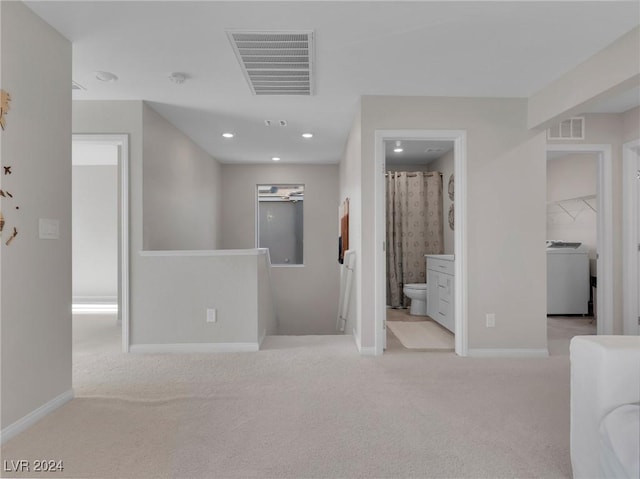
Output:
[26, 1, 640, 165]
[385, 140, 453, 165]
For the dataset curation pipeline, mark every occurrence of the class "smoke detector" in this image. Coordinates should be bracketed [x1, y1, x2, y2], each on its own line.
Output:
[227, 30, 314, 95]
[169, 72, 187, 84]
[95, 71, 118, 82]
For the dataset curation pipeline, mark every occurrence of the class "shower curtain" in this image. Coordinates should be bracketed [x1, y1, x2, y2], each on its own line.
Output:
[386, 171, 444, 308]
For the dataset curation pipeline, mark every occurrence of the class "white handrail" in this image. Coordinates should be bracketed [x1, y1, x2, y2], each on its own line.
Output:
[337, 250, 356, 333]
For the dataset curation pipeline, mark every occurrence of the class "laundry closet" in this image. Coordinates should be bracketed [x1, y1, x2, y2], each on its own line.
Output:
[546, 152, 598, 317]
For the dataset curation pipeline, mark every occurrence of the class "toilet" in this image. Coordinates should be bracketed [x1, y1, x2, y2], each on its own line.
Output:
[403, 283, 427, 316]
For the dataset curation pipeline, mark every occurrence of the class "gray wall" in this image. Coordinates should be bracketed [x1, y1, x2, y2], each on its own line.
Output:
[72, 100, 145, 343]
[135, 252, 261, 345]
[72, 165, 118, 302]
[221, 164, 340, 334]
[1, 1, 72, 429]
[73, 101, 233, 346]
[143, 103, 221, 250]
[342, 96, 548, 352]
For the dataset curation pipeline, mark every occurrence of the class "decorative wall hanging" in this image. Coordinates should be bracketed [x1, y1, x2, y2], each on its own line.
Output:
[0, 90, 11, 130]
[338, 198, 349, 264]
[448, 203, 455, 231]
[5, 227, 17, 246]
[1, 167, 20, 244]
[448, 173, 454, 200]
[1, 91, 19, 245]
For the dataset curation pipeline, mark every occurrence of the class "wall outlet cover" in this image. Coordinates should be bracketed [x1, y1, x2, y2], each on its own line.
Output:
[206, 308, 217, 323]
[38, 218, 60, 240]
[486, 313, 496, 328]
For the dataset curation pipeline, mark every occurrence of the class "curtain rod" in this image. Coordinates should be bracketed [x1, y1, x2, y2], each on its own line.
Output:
[384, 171, 442, 177]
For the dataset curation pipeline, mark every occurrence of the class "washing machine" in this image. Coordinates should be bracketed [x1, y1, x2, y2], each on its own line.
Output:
[547, 242, 590, 315]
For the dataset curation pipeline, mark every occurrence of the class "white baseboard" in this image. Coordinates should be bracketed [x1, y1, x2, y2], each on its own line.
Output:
[130, 342, 260, 353]
[467, 348, 549, 358]
[353, 328, 377, 356]
[1, 389, 74, 444]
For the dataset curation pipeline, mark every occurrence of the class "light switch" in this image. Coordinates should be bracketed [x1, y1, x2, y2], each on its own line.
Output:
[39, 219, 60, 240]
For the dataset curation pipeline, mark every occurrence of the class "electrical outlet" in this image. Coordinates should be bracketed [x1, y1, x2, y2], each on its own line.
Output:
[486, 313, 496, 328]
[206, 308, 217, 323]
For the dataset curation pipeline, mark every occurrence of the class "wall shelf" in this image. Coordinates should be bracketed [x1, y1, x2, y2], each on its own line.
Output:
[547, 194, 597, 221]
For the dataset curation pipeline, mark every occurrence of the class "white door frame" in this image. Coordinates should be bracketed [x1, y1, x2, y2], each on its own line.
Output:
[623, 139, 640, 335]
[545, 144, 613, 335]
[374, 130, 468, 356]
[72, 134, 130, 352]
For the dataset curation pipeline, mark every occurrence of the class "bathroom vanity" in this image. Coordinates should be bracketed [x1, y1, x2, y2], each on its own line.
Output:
[426, 255, 455, 333]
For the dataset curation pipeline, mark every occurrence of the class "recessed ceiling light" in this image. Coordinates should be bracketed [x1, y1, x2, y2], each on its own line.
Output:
[222, 133, 234, 138]
[272, 157, 281, 162]
[394, 148, 404, 153]
[95, 71, 118, 82]
[302, 133, 313, 139]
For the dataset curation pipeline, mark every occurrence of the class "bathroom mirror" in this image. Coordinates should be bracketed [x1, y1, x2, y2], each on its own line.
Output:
[257, 184, 304, 265]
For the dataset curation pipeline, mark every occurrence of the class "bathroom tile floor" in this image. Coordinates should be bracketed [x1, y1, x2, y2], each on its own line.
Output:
[386, 307, 429, 322]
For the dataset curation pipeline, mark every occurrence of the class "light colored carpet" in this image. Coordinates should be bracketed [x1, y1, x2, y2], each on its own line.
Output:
[0, 315, 578, 478]
[387, 321, 454, 350]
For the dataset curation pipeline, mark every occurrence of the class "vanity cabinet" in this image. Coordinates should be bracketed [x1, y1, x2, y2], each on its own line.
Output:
[426, 256, 455, 333]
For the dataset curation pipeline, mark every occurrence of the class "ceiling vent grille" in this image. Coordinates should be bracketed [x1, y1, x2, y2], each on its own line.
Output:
[547, 117, 585, 140]
[227, 31, 314, 96]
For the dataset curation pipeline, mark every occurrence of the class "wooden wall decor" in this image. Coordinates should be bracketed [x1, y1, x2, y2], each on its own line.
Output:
[338, 198, 349, 263]
[0, 90, 11, 130]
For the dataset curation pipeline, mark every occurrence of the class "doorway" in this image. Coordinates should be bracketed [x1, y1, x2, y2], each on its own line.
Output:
[71, 134, 129, 352]
[374, 130, 467, 356]
[384, 140, 456, 352]
[623, 139, 640, 335]
[545, 144, 613, 335]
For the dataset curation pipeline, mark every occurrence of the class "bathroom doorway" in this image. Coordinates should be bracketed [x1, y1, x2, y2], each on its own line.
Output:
[374, 130, 468, 356]
[384, 140, 456, 352]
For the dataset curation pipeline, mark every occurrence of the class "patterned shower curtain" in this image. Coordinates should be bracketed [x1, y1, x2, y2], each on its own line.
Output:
[386, 171, 444, 308]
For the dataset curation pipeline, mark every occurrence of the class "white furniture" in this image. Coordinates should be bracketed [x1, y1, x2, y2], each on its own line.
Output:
[547, 242, 590, 315]
[426, 255, 455, 333]
[570, 336, 640, 479]
[403, 283, 427, 316]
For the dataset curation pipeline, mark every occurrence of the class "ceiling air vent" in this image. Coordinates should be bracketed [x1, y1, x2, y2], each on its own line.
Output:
[547, 117, 585, 140]
[227, 31, 314, 96]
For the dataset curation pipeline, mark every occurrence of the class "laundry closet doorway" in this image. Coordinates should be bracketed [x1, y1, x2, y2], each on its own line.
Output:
[545, 144, 614, 336]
